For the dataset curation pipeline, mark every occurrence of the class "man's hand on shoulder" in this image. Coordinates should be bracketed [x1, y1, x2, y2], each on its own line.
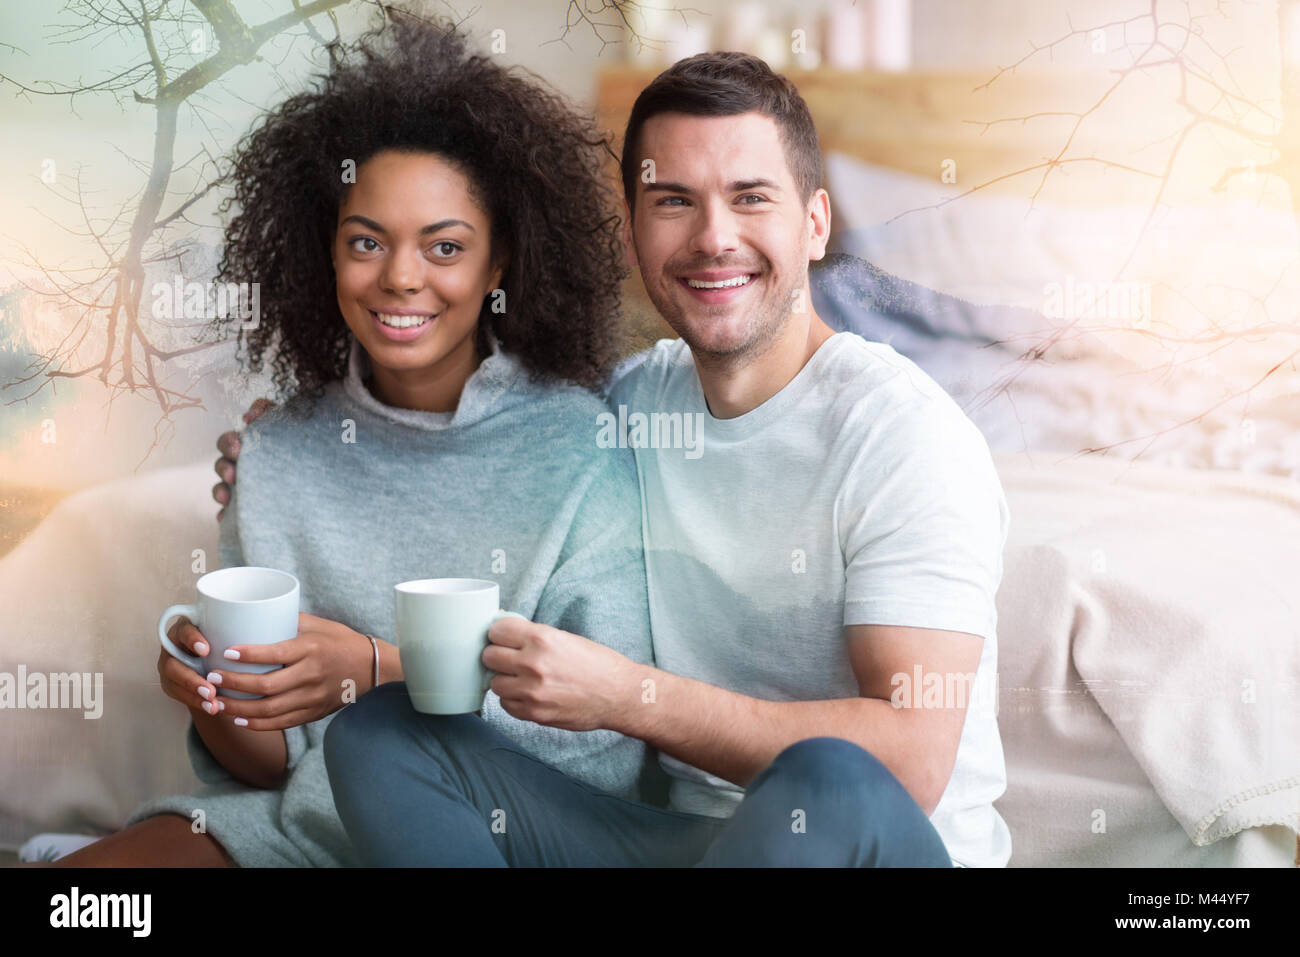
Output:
[213, 397, 274, 520]
[604, 346, 653, 405]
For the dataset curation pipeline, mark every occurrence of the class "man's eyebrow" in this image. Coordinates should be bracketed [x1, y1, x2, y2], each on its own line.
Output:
[642, 181, 695, 195]
[640, 179, 783, 195]
[339, 214, 476, 234]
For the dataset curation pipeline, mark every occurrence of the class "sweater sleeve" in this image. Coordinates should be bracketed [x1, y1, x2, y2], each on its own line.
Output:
[527, 447, 671, 806]
[531, 448, 653, 667]
[185, 481, 312, 785]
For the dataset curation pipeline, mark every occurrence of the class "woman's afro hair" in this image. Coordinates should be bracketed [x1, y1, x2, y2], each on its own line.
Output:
[213, 7, 628, 401]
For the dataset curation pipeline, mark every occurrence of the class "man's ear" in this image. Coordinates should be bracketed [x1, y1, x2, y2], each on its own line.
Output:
[807, 187, 831, 262]
[622, 201, 638, 269]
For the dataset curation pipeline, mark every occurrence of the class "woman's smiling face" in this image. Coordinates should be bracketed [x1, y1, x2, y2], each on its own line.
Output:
[332, 149, 503, 409]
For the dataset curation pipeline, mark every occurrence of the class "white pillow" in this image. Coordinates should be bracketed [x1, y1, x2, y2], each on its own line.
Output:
[824, 151, 1300, 370]
[0, 462, 215, 848]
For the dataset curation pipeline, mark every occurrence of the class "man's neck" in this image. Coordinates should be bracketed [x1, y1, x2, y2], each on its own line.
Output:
[693, 310, 837, 419]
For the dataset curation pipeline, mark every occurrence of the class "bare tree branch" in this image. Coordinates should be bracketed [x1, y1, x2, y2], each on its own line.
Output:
[545, 1, 705, 57]
[0, 0, 363, 462]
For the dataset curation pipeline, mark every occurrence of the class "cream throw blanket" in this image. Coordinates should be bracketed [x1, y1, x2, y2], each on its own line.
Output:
[994, 450, 1299, 851]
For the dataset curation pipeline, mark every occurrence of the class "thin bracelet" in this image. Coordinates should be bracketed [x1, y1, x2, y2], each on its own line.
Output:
[365, 634, 380, 692]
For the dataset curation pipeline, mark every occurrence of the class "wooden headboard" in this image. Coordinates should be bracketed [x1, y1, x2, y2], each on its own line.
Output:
[594, 66, 1133, 196]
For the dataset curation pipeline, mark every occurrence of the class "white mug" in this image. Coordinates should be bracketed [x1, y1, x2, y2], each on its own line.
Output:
[394, 578, 523, 714]
[158, 566, 299, 700]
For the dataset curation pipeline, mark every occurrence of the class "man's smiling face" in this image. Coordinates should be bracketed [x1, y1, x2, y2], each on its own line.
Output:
[628, 111, 824, 365]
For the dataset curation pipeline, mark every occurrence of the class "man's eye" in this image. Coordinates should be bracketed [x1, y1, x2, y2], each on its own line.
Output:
[658, 196, 686, 207]
[738, 194, 767, 204]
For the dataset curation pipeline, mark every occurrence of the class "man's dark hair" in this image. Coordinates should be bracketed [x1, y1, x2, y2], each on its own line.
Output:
[620, 51, 822, 214]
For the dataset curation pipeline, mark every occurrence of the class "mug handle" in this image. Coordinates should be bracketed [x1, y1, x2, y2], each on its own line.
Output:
[158, 604, 204, 672]
[483, 610, 526, 695]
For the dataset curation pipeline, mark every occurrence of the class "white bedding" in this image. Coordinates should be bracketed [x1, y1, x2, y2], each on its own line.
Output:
[994, 451, 1299, 865]
[0, 465, 211, 849]
[824, 151, 1300, 482]
[2, 455, 1296, 866]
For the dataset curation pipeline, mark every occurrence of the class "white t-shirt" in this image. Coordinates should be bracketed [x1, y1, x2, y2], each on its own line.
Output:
[608, 332, 1011, 868]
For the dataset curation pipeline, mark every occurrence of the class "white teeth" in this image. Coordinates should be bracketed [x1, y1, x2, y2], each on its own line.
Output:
[686, 275, 752, 289]
[375, 312, 433, 329]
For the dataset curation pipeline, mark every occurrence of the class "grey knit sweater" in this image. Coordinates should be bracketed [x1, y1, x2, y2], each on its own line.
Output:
[127, 337, 657, 866]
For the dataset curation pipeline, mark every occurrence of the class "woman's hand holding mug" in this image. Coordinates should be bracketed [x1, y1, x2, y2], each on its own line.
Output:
[206, 613, 378, 731]
[157, 617, 224, 716]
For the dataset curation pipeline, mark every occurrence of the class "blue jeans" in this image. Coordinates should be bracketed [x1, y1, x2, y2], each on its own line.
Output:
[324, 682, 954, 867]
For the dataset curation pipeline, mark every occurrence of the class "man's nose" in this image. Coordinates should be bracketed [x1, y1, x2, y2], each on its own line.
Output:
[688, 200, 740, 260]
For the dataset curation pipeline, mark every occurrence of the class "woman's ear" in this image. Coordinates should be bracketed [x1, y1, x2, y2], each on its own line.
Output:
[489, 256, 507, 296]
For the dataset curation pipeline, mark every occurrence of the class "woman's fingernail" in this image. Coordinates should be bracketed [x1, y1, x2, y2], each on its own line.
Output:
[206, 672, 222, 685]
[194, 641, 209, 655]
[224, 649, 240, 660]
[217, 699, 226, 711]
[197, 685, 211, 699]
[234, 717, 248, 727]
[202, 701, 215, 714]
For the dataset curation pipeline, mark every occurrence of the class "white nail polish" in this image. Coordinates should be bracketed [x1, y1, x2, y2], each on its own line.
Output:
[194, 642, 209, 655]
[224, 649, 240, 660]
[202, 701, 215, 714]
[217, 699, 226, 711]
[234, 717, 248, 727]
[206, 672, 222, 685]
[197, 686, 211, 699]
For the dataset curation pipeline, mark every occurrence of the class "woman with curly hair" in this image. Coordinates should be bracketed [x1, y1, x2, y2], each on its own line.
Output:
[49, 10, 657, 867]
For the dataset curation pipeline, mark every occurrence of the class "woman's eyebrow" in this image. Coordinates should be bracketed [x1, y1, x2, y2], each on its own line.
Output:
[339, 214, 476, 234]
[420, 218, 476, 234]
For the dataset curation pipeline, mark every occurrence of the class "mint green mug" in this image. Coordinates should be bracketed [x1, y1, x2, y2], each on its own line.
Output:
[394, 578, 523, 714]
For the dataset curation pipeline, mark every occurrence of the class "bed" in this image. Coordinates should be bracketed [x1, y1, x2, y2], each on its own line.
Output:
[1, 66, 1296, 866]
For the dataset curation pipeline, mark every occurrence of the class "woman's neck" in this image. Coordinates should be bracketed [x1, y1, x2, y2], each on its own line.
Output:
[365, 333, 482, 414]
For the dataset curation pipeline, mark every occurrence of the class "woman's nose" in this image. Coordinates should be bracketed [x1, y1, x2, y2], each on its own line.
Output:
[380, 246, 424, 294]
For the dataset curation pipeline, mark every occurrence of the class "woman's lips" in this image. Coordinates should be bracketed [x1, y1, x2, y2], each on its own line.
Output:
[369, 309, 434, 342]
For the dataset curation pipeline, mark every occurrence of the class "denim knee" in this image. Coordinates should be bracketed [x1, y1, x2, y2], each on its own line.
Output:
[765, 737, 892, 789]
[727, 739, 952, 867]
[324, 680, 410, 772]
[324, 682, 487, 774]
